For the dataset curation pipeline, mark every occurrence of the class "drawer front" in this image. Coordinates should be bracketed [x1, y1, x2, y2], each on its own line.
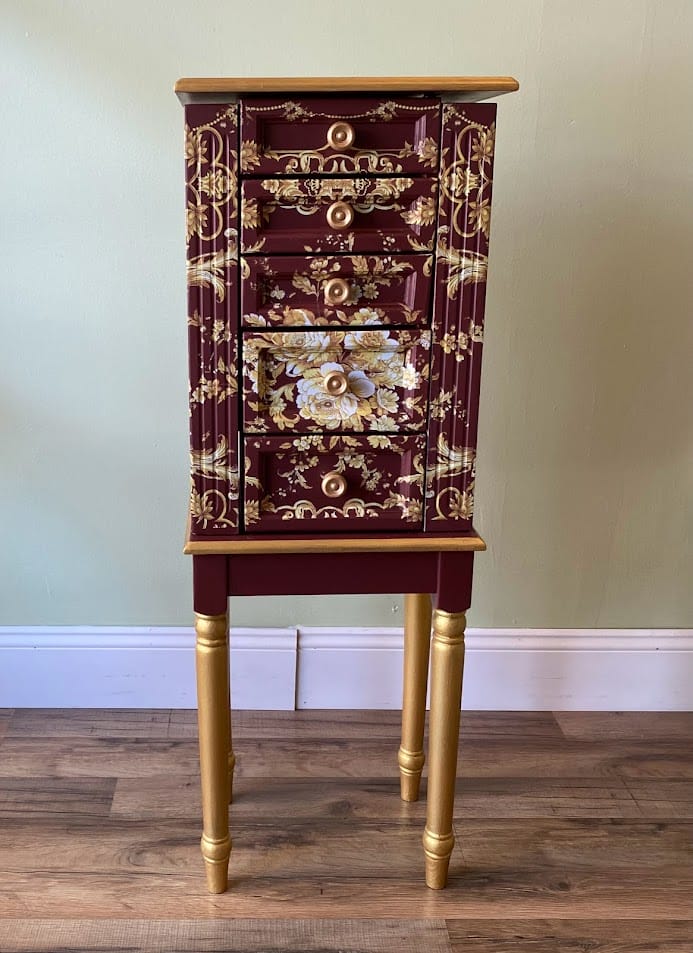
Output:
[241, 178, 437, 254]
[244, 435, 425, 531]
[242, 329, 430, 434]
[242, 254, 433, 329]
[240, 97, 440, 175]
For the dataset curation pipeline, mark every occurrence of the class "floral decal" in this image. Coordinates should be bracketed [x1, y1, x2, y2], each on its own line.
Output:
[242, 254, 431, 327]
[425, 102, 497, 529]
[242, 330, 430, 434]
[240, 98, 440, 174]
[244, 435, 426, 530]
[186, 104, 241, 535]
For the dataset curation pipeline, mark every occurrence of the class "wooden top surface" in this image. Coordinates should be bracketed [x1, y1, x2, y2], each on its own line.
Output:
[184, 532, 486, 556]
[175, 75, 519, 102]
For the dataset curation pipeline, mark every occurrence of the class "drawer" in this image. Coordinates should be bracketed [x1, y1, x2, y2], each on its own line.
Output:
[240, 97, 440, 175]
[241, 178, 437, 254]
[242, 329, 430, 434]
[243, 434, 425, 532]
[242, 254, 433, 329]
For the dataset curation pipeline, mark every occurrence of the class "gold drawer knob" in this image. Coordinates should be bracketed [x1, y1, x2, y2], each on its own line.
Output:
[323, 369, 349, 395]
[321, 470, 348, 499]
[323, 277, 351, 305]
[326, 201, 354, 230]
[327, 121, 355, 150]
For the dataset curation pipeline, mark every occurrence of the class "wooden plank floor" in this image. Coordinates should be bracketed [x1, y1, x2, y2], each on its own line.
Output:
[0, 709, 691, 952]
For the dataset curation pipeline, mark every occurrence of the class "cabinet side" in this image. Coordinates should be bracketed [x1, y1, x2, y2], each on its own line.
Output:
[425, 102, 497, 532]
[185, 104, 241, 537]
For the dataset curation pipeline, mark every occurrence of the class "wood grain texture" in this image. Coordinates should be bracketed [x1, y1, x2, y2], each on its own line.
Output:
[0, 710, 690, 926]
[555, 711, 693, 741]
[0, 777, 115, 817]
[174, 75, 520, 94]
[446, 919, 693, 952]
[0, 709, 13, 742]
[0, 919, 453, 952]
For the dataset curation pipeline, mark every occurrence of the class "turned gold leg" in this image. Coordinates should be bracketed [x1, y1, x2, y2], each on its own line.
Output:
[398, 593, 432, 801]
[195, 611, 231, 893]
[423, 609, 466, 889]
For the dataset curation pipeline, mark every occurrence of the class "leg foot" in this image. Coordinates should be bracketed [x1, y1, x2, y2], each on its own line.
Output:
[398, 593, 432, 802]
[423, 609, 466, 889]
[195, 611, 231, 893]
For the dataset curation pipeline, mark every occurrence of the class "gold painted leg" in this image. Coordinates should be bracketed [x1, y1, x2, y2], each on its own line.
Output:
[195, 611, 231, 893]
[423, 609, 466, 889]
[398, 593, 432, 801]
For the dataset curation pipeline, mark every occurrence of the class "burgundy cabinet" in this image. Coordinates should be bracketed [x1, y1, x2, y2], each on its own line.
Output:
[178, 75, 519, 898]
[184, 93, 500, 541]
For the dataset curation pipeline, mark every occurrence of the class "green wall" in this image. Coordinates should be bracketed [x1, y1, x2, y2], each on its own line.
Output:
[2, 0, 691, 627]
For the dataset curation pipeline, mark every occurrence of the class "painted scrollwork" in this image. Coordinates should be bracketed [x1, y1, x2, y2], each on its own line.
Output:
[241, 99, 439, 174]
[425, 103, 497, 529]
[186, 104, 241, 535]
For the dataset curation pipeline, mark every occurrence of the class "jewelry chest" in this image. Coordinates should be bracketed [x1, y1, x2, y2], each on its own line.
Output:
[176, 75, 519, 892]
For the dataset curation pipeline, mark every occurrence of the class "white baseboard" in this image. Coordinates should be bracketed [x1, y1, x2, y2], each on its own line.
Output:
[0, 626, 691, 711]
[0, 627, 297, 709]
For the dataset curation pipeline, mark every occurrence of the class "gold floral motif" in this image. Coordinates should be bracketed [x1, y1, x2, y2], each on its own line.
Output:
[187, 235, 238, 301]
[185, 119, 238, 244]
[191, 434, 238, 484]
[243, 330, 428, 432]
[436, 232, 488, 299]
[240, 139, 261, 172]
[438, 107, 495, 240]
[427, 435, 476, 522]
[190, 356, 238, 406]
[401, 196, 436, 226]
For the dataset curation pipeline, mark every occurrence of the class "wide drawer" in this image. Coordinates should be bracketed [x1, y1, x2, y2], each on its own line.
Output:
[243, 434, 425, 532]
[242, 329, 430, 433]
[241, 254, 433, 328]
[241, 178, 437, 254]
[240, 97, 440, 175]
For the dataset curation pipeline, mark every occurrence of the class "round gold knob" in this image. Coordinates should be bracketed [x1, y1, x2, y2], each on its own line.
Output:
[326, 121, 355, 150]
[323, 277, 351, 306]
[326, 201, 354, 230]
[321, 471, 347, 499]
[323, 369, 349, 396]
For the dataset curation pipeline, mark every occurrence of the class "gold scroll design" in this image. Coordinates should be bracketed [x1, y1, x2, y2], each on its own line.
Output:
[190, 435, 239, 529]
[439, 109, 494, 240]
[437, 110, 494, 299]
[428, 434, 476, 522]
[244, 435, 424, 525]
[244, 178, 436, 223]
[243, 255, 428, 328]
[185, 109, 239, 246]
[241, 100, 438, 174]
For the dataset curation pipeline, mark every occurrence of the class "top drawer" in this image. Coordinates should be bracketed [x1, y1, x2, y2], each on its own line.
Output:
[240, 97, 440, 175]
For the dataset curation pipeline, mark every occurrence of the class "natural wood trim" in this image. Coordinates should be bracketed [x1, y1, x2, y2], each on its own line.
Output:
[183, 533, 486, 555]
[174, 75, 519, 95]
